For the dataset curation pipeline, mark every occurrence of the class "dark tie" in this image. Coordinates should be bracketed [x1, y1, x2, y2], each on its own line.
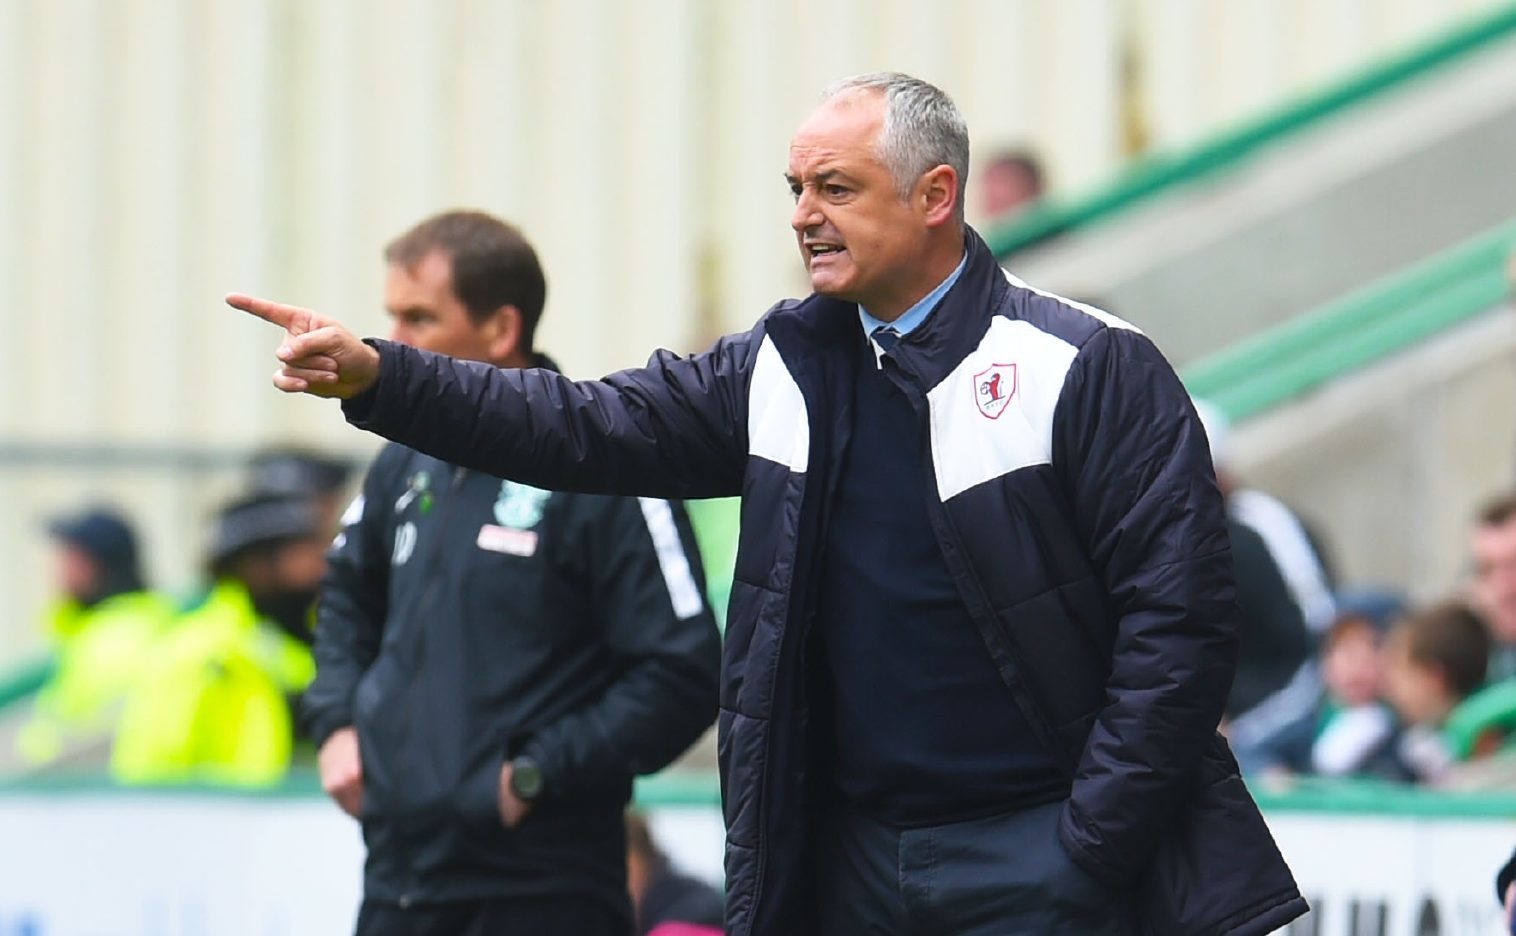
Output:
[871, 326, 899, 352]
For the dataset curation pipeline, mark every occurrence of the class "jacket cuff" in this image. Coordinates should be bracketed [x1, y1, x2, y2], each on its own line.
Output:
[340, 338, 396, 427]
[306, 708, 354, 751]
[1056, 801, 1130, 889]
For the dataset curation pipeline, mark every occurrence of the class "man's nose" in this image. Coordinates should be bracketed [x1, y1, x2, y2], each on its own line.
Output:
[791, 189, 821, 233]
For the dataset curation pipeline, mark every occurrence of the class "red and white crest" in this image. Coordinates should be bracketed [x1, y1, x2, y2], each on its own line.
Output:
[972, 363, 1018, 419]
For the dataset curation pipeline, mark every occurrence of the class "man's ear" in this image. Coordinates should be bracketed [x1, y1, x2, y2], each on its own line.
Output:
[919, 165, 960, 227]
[484, 305, 524, 365]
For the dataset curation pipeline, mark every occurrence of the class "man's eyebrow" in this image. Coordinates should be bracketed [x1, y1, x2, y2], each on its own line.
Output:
[784, 169, 849, 186]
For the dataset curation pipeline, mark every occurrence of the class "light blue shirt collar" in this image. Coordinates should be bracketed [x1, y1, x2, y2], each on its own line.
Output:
[858, 252, 967, 341]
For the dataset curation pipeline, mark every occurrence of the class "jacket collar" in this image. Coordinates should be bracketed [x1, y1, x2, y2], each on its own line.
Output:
[769, 226, 1006, 392]
[885, 226, 1007, 390]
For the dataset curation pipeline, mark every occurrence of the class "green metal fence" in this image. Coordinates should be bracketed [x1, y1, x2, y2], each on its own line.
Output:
[986, 3, 1516, 258]
[1182, 219, 1516, 420]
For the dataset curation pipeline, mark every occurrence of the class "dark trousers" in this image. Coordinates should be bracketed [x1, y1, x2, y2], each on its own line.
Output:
[355, 895, 631, 936]
[818, 800, 1139, 936]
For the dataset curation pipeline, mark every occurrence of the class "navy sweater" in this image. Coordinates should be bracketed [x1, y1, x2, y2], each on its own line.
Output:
[816, 336, 1067, 826]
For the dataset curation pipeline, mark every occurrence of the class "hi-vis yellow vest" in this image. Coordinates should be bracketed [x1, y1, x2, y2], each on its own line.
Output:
[17, 591, 178, 765]
[110, 580, 315, 788]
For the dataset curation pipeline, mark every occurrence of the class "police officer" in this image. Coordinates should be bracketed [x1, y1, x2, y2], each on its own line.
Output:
[18, 508, 175, 765]
[111, 494, 323, 786]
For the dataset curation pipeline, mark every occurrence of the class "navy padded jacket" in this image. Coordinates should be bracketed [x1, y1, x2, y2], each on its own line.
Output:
[343, 229, 1308, 936]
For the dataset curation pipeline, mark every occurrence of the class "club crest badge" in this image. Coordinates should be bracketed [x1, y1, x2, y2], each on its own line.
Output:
[973, 363, 1017, 419]
[395, 470, 434, 515]
[494, 481, 551, 529]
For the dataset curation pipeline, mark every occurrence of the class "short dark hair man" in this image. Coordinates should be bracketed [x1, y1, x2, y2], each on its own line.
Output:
[979, 148, 1045, 220]
[300, 210, 720, 936]
[235, 75, 1305, 936]
[1473, 492, 1516, 681]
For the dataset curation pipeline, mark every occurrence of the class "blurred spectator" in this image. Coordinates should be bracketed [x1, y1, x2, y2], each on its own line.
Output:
[1383, 601, 1491, 783]
[1224, 520, 1315, 722]
[1229, 589, 1410, 780]
[44, 507, 147, 630]
[626, 812, 723, 936]
[1192, 400, 1324, 763]
[1310, 590, 1408, 778]
[1472, 493, 1516, 680]
[109, 494, 322, 787]
[15, 508, 176, 765]
[1195, 400, 1337, 634]
[1188, 397, 1309, 725]
[1219, 517, 1317, 771]
[248, 446, 356, 534]
[978, 148, 1045, 221]
[303, 211, 720, 936]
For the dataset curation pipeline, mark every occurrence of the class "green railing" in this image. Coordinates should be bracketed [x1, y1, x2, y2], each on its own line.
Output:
[1182, 219, 1516, 421]
[0, 768, 721, 809]
[986, 3, 1516, 258]
[3, 770, 1515, 819]
[1254, 776, 1516, 817]
[0, 654, 53, 712]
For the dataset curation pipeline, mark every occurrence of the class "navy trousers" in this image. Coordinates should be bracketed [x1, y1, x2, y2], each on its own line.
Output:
[818, 800, 1140, 936]
[355, 894, 630, 936]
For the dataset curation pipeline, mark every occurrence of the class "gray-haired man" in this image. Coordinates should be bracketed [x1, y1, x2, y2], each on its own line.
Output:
[234, 73, 1305, 936]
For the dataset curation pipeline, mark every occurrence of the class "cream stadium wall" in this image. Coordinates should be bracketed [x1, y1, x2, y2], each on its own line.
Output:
[0, 0, 1505, 657]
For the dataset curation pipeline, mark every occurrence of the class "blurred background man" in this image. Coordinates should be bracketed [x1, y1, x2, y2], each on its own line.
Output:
[1473, 493, 1516, 680]
[304, 211, 721, 936]
[978, 148, 1046, 221]
[624, 812, 723, 936]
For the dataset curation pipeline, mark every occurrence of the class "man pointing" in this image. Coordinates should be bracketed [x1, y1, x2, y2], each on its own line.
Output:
[234, 72, 1304, 936]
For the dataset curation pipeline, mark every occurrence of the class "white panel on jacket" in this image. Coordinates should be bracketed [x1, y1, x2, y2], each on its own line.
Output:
[637, 497, 708, 620]
[747, 335, 810, 473]
[928, 316, 1078, 502]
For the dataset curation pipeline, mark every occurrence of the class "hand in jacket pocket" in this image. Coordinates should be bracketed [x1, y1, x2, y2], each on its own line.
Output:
[498, 762, 534, 829]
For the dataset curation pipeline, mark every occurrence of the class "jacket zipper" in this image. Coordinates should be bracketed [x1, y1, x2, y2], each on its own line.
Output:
[880, 352, 1071, 770]
[396, 462, 469, 905]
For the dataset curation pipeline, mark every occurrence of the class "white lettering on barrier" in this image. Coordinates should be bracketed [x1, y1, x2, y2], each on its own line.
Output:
[0, 797, 1512, 935]
[1268, 813, 1516, 935]
[0, 795, 725, 935]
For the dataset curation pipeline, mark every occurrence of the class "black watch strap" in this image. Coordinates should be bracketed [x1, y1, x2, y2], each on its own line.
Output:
[510, 755, 545, 801]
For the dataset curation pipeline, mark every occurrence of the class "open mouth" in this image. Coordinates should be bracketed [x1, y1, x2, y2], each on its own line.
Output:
[807, 243, 845, 260]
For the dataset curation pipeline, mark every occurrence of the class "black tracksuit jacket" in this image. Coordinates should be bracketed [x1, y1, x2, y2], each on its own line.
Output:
[303, 432, 720, 914]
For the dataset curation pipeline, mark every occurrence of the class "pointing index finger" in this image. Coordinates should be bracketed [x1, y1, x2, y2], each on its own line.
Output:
[226, 292, 309, 335]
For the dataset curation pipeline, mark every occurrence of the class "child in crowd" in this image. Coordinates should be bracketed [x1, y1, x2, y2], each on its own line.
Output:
[1310, 592, 1407, 778]
[1384, 601, 1492, 783]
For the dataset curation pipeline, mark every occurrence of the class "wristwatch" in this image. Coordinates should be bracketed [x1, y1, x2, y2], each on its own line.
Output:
[509, 756, 545, 801]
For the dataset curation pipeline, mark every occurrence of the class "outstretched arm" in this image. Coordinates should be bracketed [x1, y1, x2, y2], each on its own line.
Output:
[229, 293, 753, 499]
